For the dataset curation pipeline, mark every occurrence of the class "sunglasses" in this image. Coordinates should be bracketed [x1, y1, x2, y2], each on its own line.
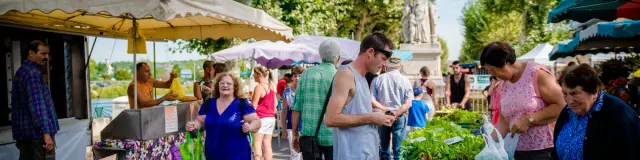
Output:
[372, 48, 392, 58]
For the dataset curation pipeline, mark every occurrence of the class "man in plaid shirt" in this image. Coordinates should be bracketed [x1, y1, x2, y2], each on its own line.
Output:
[12, 40, 58, 160]
[291, 40, 341, 160]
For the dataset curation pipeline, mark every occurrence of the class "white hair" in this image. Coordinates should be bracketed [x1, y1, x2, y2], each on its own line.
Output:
[319, 40, 340, 63]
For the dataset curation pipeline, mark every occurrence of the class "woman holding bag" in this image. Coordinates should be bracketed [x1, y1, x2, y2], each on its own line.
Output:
[480, 42, 566, 160]
[186, 72, 261, 160]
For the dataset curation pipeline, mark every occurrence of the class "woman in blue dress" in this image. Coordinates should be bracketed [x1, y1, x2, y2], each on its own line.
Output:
[186, 72, 262, 160]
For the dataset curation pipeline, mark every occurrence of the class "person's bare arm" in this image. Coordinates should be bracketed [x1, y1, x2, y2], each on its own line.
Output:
[372, 97, 390, 112]
[242, 113, 261, 132]
[194, 82, 202, 100]
[280, 96, 289, 135]
[460, 75, 471, 105]
[128, 85, 169, 109]
[154, 72, 178, 88]
[532, 70, 566, 125]
[491, 113, 510, 140]
[251, 85, 265, 109]
[292, 110, 301, 136]
[445, 76, 451, 106]
[325, 69, 394, 127]
[427, 81, 439, 108]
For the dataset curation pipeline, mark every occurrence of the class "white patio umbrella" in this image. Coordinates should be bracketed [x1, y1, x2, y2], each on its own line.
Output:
[291, 35, 361, 63]
[212, 40, 320, 69]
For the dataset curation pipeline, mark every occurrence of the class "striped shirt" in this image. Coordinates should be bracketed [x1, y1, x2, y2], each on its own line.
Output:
[11, 60, 59, 140]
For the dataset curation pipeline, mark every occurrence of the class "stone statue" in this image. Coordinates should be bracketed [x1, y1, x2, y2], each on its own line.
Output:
[414, 0, 430, 43]
[402, 0, 432, 44]
[429, 0, 438, 44]
[402, 1, 414, 43]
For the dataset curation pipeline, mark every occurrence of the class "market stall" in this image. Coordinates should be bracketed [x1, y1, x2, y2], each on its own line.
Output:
[0, 0, 294, 159]
[548, 7, 640, 111]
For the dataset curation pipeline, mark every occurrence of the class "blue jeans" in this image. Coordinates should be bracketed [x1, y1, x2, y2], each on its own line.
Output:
[379, 114, 407, 160]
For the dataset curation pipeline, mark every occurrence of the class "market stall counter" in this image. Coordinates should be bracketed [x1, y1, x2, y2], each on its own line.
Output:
[93, 101, 200, 160]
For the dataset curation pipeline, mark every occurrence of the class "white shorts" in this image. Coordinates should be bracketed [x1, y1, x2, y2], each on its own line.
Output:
[257, 117, 276, 134]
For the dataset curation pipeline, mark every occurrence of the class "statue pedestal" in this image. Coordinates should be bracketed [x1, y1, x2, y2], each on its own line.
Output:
[399, 43, 444, 85]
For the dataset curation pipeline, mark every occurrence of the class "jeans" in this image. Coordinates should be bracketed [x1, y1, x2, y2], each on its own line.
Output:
[379, 115, 407, 160]
[17, 136, 56, 160]
[301, 145, 332, 160]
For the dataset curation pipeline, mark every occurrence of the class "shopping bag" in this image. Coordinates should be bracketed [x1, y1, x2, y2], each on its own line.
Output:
[475, 121, 508, 160]
[169, 78, 186, 99]
[180, 131, 204, 160]
[503, 132, 520, 160]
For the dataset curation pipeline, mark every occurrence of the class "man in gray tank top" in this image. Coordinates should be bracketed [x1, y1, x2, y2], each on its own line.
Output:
[325, 33, 397, 160]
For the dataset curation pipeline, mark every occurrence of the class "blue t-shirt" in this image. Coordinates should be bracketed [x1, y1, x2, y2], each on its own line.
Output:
[199, 98, 255, 160]
[408, 100, 430, 127]
[283, 87, 302, 131]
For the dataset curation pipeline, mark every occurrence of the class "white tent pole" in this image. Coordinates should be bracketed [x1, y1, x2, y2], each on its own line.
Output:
[133, 18, 138, 109]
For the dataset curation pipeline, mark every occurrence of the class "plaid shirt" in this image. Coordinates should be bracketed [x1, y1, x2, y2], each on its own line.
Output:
[292, 62, 336, 146]
[11, 60, 59, 140]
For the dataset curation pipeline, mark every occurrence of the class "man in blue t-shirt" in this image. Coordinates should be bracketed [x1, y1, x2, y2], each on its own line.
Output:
[408, 88, 430, 132]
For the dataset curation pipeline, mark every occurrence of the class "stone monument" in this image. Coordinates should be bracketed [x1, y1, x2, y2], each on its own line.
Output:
[400, 0, 443, 83]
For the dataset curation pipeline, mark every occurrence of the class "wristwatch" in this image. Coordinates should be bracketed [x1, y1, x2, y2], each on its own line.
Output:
[527, 113, 535, 126]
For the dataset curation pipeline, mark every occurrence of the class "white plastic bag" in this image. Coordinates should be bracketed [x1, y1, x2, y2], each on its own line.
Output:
[475, 120, 508, 160]
[503, 133, 520, 160]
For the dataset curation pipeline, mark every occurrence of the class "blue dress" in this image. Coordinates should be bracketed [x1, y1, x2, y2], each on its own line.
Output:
[199, 98, 256, 160]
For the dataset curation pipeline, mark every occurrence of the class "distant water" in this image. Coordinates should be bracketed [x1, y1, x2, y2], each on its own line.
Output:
[91, 94, 194, 118]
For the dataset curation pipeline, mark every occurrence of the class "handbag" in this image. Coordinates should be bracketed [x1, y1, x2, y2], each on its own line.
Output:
[299, 80, 333, 160]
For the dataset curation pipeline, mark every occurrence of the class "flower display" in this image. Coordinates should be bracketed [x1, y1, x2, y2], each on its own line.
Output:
[93, 133, 190, 160]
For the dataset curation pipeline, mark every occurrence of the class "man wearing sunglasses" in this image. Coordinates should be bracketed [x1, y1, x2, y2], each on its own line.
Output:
[325, 33, 397, 160]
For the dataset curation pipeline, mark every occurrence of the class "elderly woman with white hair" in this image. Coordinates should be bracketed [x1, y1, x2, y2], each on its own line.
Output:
[290, 40, 341, 160]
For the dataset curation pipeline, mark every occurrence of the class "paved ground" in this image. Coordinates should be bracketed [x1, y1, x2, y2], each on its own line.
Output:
[271, 137, 292, 160]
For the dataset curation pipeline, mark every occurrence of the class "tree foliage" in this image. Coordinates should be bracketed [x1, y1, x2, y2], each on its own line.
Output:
[114, 69, 132, 81]
[168, 38, 238, 55]
[254, 0, 404, 43]
[459, 0, 570, 63]
[438, 37, 449, 73]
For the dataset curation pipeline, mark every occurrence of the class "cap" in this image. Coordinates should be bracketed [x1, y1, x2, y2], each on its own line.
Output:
[388, 54, 402, 68]
[413, 87, 423, 97]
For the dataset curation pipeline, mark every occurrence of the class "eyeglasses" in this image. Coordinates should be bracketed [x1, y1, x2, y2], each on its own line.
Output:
[372, 48, 392, 58]
[218, 81, 234, 86]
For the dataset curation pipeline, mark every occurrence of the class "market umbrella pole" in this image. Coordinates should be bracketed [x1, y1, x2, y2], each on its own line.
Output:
[133, 18, 138, 109]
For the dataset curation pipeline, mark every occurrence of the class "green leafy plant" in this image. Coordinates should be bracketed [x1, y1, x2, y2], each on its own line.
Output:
[446, 110, 483, 129]
[401, 117, 485, 160]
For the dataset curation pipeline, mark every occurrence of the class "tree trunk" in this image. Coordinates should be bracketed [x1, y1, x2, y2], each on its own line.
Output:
[367, 21, 379, 36]
[517, 6, 527, 55]
[355, 12, 369, 41]
[332, 22, 341, 37]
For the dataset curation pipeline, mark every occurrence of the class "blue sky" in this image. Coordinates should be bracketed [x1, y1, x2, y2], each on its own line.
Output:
[89, 0, 465, 63]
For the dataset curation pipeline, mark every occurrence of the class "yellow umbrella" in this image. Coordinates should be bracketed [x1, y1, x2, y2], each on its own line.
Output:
[0, 0, 293, 109]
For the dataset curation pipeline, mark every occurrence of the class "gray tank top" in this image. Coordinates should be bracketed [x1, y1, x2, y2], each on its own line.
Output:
[332, 64, 379, 160]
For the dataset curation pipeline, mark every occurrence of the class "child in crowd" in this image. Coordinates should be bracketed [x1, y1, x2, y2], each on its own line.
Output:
[407, 88, 430, 132]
